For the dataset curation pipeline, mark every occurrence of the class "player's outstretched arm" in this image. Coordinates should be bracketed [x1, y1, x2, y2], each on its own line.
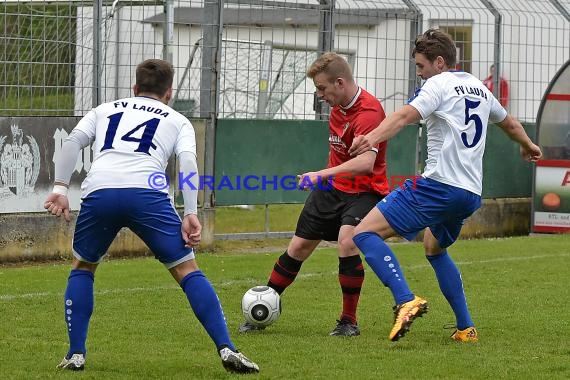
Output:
[496, 115, 542, 162]
[297, 151, 376, 190]
[349, 105, 421, 156]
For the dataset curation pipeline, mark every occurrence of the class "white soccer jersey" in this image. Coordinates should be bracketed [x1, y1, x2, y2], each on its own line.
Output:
[409, 71, 508, 195]
[75, 96, 196, 197]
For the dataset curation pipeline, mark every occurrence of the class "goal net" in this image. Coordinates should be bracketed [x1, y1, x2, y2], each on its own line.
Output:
[173, 39, 320, 120]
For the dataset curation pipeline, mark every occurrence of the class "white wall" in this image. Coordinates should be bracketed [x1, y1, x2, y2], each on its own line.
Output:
[75, 1, 570, 122]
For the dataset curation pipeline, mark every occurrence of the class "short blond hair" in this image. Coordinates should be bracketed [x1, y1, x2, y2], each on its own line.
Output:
[306, 52, 353, 83]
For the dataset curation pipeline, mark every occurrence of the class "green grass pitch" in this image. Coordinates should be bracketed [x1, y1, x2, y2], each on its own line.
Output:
[1, 235, 569, 379]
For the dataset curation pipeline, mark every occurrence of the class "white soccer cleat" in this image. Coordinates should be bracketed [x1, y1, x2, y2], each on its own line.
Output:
[219, 347, 260, 374]
[56, 353, 85, 371]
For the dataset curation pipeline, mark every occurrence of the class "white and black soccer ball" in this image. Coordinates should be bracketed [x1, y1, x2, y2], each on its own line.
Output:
[241, 286, 281, 327]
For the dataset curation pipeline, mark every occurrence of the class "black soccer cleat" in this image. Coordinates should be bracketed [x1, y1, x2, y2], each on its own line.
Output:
[329, 319, 361, 337]
[238, 321, 266, 333]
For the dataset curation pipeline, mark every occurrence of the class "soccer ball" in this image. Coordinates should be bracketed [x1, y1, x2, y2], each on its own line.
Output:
[241, 286, 281, 327]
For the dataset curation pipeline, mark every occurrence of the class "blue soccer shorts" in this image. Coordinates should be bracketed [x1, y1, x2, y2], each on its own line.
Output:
[378, 177, 481, 248]
[72, 188, 194, 268]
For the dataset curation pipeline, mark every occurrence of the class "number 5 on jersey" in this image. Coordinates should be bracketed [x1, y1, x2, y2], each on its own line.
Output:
[462, 99, 483, 148]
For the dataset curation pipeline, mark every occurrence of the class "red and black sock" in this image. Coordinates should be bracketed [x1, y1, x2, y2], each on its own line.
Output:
[338, 255, 364, 325]
[267, 251, 303, 295]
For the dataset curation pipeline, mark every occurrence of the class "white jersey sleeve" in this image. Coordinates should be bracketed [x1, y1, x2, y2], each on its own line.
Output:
[175, 123, 199, 216]
[488, 93, 508, 124]
[174, 122, 197, 157]
[74, 109, 97, 140]
[409, 71, 507, 195]
[54, 130, 92, 185]
[407, 77, 443, 119]
[178, 151, 199, 215]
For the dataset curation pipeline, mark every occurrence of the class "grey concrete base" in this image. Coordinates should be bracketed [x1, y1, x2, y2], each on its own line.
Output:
[461, 198, 532, 238]
[393, 198, 533, 243]
[0, 208, 216, 263]
[0, 198, 534, 263]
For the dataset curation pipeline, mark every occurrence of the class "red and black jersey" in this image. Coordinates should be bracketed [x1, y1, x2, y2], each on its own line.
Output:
[328, 87, 388, 195]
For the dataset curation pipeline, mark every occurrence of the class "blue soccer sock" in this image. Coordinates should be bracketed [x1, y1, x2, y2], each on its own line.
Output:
[353, 231, 414, 305]
[64, 269, 94, 358]
[180, 271, 235, 352]
[427, 251, 474, 329]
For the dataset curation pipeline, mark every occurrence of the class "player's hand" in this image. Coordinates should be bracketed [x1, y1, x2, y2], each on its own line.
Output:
[182, 214, 202, 247]
[520, 143, 542, 162]
[348, 135, 373, 156]
[297, 171, 327, 190]
[44, 193, 71, 222]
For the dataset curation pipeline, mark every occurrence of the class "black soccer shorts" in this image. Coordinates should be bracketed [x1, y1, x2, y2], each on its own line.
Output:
[294, 185, 384, 242]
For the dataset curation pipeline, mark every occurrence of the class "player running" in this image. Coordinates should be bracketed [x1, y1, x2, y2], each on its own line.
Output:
[349, 29, 542, 342]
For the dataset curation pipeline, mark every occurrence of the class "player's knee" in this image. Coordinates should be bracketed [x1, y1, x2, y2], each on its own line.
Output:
[338, 235, 357, 254]
[424, 235, 444, 254]
[352, 231, 373, 249]
[287, 237, 318, 261]
[170, 259, 200, 284]
[286, 245, 312, 261]
[72, 259, 98, 273]
[423, 242, 434, 254]
[423, 240, 443, 255]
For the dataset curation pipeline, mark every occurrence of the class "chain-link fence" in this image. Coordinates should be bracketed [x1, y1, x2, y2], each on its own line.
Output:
[2, 0, 569, 122]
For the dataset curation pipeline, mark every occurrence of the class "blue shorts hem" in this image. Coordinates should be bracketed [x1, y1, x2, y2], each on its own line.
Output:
[377, 201, 417, 242]
[164, 250, 196, 269]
